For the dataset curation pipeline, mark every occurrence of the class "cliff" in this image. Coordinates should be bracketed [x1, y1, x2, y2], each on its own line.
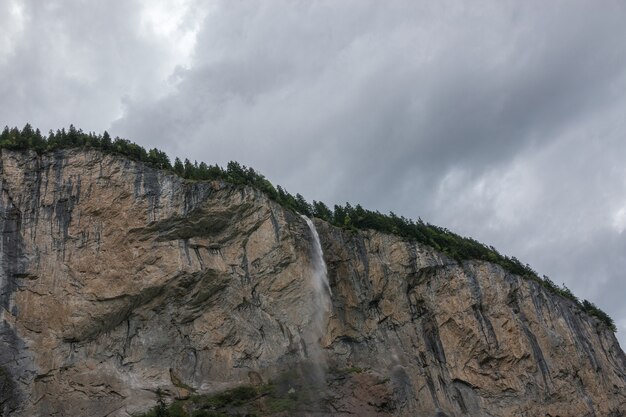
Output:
[0, 149, 624, 416]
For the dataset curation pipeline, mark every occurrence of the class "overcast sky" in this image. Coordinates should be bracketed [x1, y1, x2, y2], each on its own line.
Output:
[2, 0, 626, 346]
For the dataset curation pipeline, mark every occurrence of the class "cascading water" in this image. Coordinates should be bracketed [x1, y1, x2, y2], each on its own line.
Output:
[301, 215, 332, 385]
[302, 215, 332, 301]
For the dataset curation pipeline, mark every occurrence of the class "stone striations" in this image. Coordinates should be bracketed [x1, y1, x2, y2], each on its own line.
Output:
[0, 149, 624, 416]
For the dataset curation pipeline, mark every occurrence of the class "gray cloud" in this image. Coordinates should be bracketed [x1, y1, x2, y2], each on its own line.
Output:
[431, 104, 626, 336]
[0, 0, 196, 133]
[3, 0, 626, 345]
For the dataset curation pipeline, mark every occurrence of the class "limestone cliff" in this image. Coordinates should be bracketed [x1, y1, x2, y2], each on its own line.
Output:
[0, 149, 624, 417]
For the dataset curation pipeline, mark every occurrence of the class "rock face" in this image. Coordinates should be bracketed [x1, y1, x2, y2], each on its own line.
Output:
[0, 149, 625, 417]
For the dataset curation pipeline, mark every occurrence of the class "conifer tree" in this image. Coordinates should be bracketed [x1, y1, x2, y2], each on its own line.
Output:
[173, 157, 184, 176]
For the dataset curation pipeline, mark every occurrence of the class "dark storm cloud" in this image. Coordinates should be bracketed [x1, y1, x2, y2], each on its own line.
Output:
[3, 1, 626, 343]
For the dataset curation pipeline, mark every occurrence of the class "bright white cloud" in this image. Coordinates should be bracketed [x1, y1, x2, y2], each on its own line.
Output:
[0, 0, 26, 65]
[613, 206, 626, 234]
[137, 0, 208, 81]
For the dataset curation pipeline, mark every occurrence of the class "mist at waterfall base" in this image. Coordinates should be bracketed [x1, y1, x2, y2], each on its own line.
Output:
[301, 215, 333, 387]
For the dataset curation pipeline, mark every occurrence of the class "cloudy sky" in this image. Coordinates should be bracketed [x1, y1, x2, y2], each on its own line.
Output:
[2, 0, 626, 345]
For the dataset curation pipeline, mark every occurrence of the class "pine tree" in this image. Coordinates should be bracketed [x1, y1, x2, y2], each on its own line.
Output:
[173, 157, 184, 176]
[101, 131, 112, 150]
[183, 158, 195, 179]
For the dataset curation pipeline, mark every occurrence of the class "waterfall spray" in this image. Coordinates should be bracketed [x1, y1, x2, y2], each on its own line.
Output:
[301, 215, 332, 384]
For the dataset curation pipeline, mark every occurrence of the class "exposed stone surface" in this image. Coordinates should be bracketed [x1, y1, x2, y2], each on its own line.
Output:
[0, 149, 624, 416]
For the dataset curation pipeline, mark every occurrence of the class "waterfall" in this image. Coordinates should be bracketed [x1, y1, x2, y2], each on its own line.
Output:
[301, 215, 332, 384]
[301, 215, 332, 299]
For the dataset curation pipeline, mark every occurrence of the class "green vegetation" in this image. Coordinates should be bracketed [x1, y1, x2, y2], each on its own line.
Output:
[191, 386, 257, 409]
[536, 275, 617, 332]
[582, 300, 616, 332]
[0, 123, 616, 332]
[337, 366, 364, 374]
[136, 389, 179, 417]
[135, 383, 307, 416]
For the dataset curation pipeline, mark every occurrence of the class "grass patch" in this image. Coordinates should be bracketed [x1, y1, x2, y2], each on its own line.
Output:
[337, 366, 364, 374]
[136, 371, 331, 417]
[191, 386, 258, 409]
[265, 396, 298, 413]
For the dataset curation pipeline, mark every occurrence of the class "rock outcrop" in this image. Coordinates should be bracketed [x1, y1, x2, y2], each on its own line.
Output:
[0, 149, 624, 416]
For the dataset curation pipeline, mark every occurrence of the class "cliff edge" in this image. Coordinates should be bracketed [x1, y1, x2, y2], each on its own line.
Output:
[0, 149, 624, 416]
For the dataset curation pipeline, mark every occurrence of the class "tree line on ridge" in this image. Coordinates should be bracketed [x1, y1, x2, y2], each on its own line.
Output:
[0, 124, 616, 332]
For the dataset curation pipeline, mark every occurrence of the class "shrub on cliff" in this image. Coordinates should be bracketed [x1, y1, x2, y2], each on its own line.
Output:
[582, 300, 617, 332]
